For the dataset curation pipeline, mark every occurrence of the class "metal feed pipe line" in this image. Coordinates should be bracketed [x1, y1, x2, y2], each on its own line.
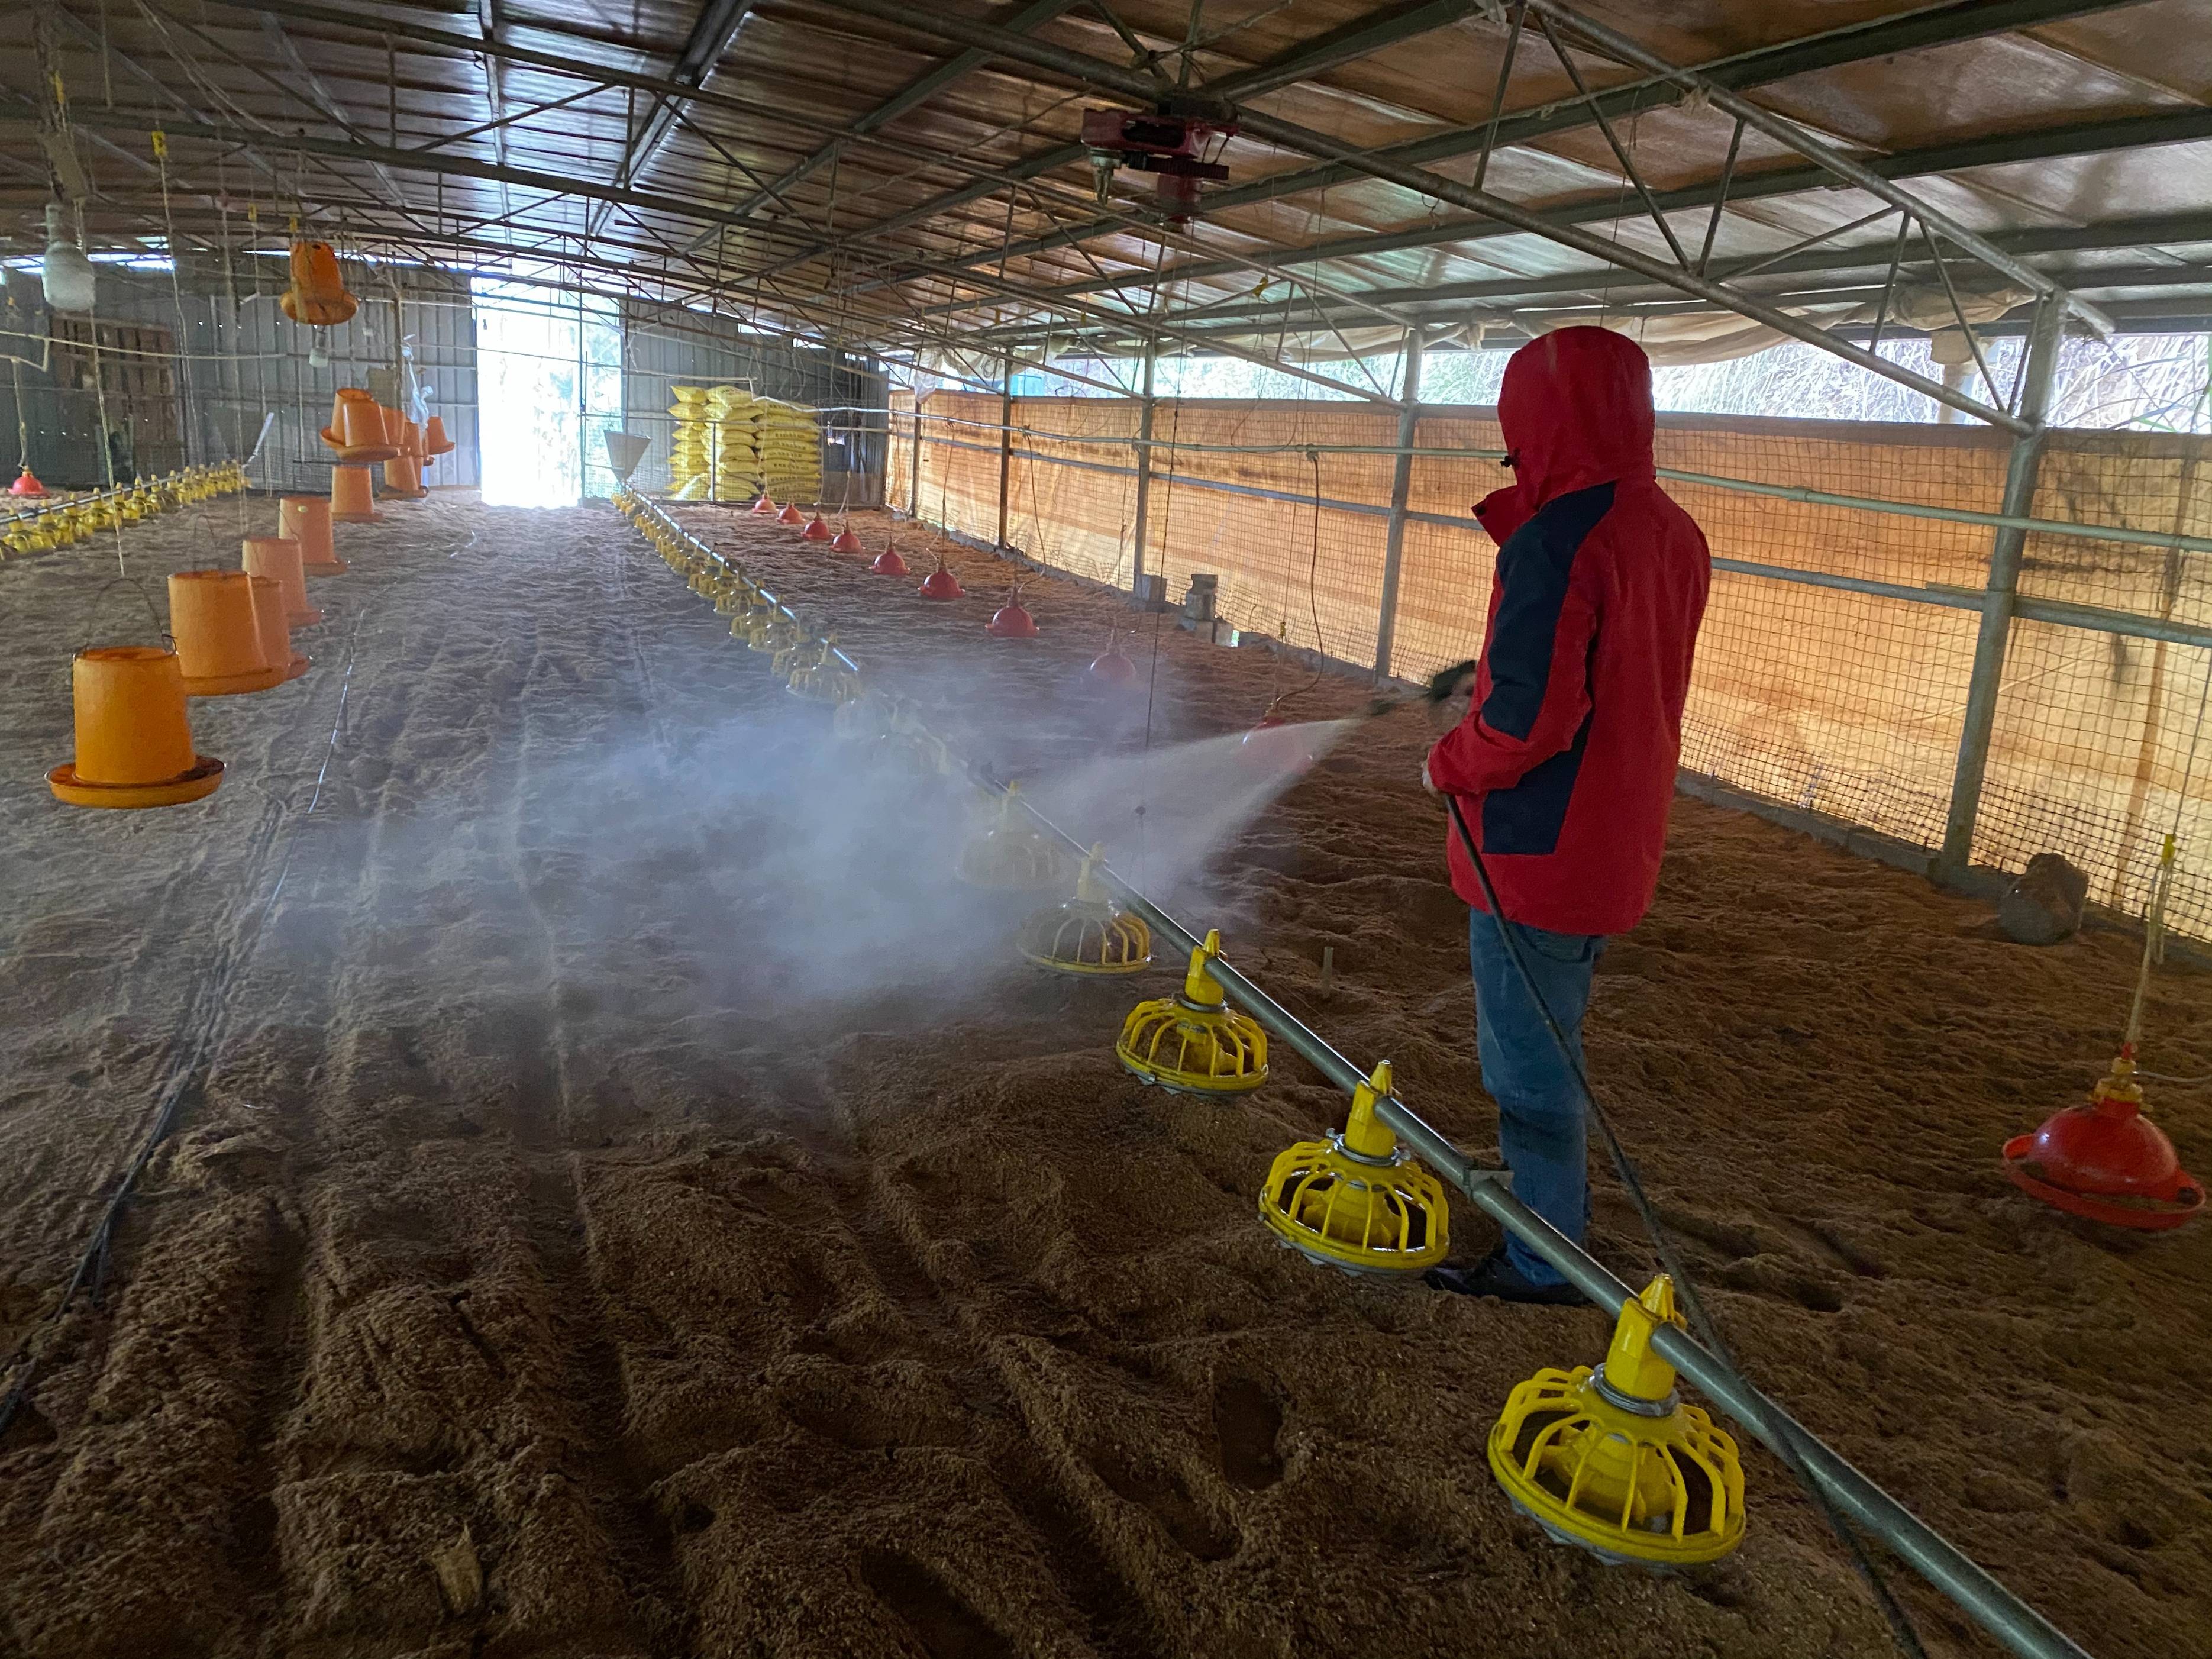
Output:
[616, 482, 2090, 1655]
[994, 791, 2094, 1659]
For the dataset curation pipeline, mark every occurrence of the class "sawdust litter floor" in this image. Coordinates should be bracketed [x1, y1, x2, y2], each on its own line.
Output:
[0, 495, 2205, 1659]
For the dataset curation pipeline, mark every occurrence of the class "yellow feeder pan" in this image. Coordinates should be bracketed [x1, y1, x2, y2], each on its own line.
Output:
[169, 570, 286, 695]
[956, 783, 1070, 891]
[1260, 1060, 1448, 1273]
[1116, 929, 1268, 1095]
[1018, 845, 1152, 975]
[49, 647, 224, 808]
[1487, 1276, 1746, 1569]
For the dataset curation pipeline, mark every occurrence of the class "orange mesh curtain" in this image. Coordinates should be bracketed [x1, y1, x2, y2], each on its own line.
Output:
[902, 385, 2212, 938]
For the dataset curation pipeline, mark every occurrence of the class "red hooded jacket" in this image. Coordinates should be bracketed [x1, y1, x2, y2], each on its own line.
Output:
[1426, 328, 1710, 937]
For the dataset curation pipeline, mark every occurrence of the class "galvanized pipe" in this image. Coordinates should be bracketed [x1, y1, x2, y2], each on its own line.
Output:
[1000, 790, 2092, 1659]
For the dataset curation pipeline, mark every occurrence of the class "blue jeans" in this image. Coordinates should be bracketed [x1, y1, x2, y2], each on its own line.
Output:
[1469, 909, 1604, 1286]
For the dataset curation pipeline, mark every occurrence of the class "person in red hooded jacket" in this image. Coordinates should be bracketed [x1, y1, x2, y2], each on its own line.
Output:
[1420, 327, 1710, 1304]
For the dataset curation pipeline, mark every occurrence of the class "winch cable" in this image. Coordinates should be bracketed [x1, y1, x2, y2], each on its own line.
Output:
[0, 532, 469, 1439]
[1442, 793, 1930, 1659]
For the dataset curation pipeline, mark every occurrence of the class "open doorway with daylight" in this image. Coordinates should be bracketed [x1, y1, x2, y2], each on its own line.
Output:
[472, 277, 622, 506]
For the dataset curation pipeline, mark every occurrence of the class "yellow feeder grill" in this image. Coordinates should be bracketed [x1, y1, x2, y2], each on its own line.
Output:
[1487, 1275, 1746, 1569]
[1260, 1061, 1447, 1273]
[1017, 846, 1151, 976]
[1116, 929, 1268, 1095]
[956, 785, 1070, 890]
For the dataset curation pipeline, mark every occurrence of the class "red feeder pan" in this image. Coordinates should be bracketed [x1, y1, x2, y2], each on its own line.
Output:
[830, 527, 864, 554]
[750, 493, 777, 515]
[919, 557, 964, 601]
[777, 502, 804, 525]
[1241, 712, 1317, 774]
[801, 513, 832, 542]
[2003, 1058, 2203, 1231]
[870, 544, 909, 576]
[987, 589, 1038, 638]
[1090, 645, 1138, 686]
[10, 466, 47, 498]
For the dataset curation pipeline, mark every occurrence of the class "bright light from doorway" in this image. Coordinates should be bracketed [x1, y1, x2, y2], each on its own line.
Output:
[473, 277, 622, 506]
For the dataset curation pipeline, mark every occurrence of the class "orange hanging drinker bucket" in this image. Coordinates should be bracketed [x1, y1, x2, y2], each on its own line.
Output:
[250, 575, 310, 682]
[279, 238, 357, 327]
[330, 464, 380, 524]
[423, 415, 456, 457]
[280, 495, 344, 573]
[48, 647, 225, 808]
[168, 570, 284, 695]
[337, 396, 399, 464]
[243, 534, 322, 626]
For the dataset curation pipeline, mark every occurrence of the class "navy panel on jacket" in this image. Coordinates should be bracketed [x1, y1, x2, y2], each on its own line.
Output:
[1479, 480, 1614, 739]
[1484, 705, 1594, 854]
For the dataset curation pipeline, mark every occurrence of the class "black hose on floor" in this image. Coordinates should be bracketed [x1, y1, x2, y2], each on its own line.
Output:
[1443, 794, 1930, 1659]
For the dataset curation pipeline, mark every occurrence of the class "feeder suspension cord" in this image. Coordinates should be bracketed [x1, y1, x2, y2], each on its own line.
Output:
[1441, 795, 1930, 1659]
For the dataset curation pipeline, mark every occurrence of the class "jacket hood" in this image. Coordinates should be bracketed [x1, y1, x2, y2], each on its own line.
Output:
[1497, 327, 1656, 506]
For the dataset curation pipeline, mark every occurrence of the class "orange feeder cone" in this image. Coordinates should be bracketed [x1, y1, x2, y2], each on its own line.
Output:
[987, 587, 1039, 638]
[830, 524, 863, 554]
[919, 556, 964, 601]
[337, 396, 399, 464]
[777, 502, 804, 525]
[870, 543, 909, 576]
[2003, 1051, 2204, 1231]
[281, 496, 344, 574]
[751, 493, 777, 515]
[423, 414, 456, 457]
[10, 466, 47, 497]
[169, 570, 285, 695]
[47, 646, 224, 808]
[801, 512, 832, 542]
[249, 575, 309, 682]
[330, 464, 382, 524]
[243, 535, 321, 627]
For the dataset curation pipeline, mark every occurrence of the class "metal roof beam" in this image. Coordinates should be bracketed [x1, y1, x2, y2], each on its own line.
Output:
[587, 0, 763, 237]
[799, 0, 2032, 428]
[842, 0, 2150, 300]
[923, 112, 2212, 328]
[742, 0, 1492, 284]
[684, 0, 1089, 254]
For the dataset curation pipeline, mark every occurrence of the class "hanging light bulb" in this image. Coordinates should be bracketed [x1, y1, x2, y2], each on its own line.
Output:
[308, 328, 330, 369]
[41, 202, 97, 314]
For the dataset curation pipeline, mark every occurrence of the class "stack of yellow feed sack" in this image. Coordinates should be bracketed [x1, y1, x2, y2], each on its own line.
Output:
[706, 385, 762, 499]
[667, 384, 712, 499]
[757, 396, 822, 503]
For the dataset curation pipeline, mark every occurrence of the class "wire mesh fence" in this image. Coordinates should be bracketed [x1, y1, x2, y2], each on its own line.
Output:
[890, 388, 2212, 942]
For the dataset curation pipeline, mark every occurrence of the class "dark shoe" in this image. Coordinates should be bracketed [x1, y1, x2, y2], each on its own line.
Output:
[1425, 1250, 1587, 1306]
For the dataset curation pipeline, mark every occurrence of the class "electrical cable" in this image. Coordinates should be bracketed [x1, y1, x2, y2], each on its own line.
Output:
[1440, 792, 1930, 1659]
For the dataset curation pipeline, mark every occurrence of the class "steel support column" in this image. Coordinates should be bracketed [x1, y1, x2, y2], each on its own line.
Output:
[1938, 297, 2068, 876]
[1129, 341, 1157, 592]
[997, 357, 1015, 552]
[909, 389, 925, 517]
[1373, 325, 1424, 680]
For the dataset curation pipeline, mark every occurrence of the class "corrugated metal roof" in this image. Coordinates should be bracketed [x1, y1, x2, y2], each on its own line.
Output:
[1, 0, 2206, 401]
